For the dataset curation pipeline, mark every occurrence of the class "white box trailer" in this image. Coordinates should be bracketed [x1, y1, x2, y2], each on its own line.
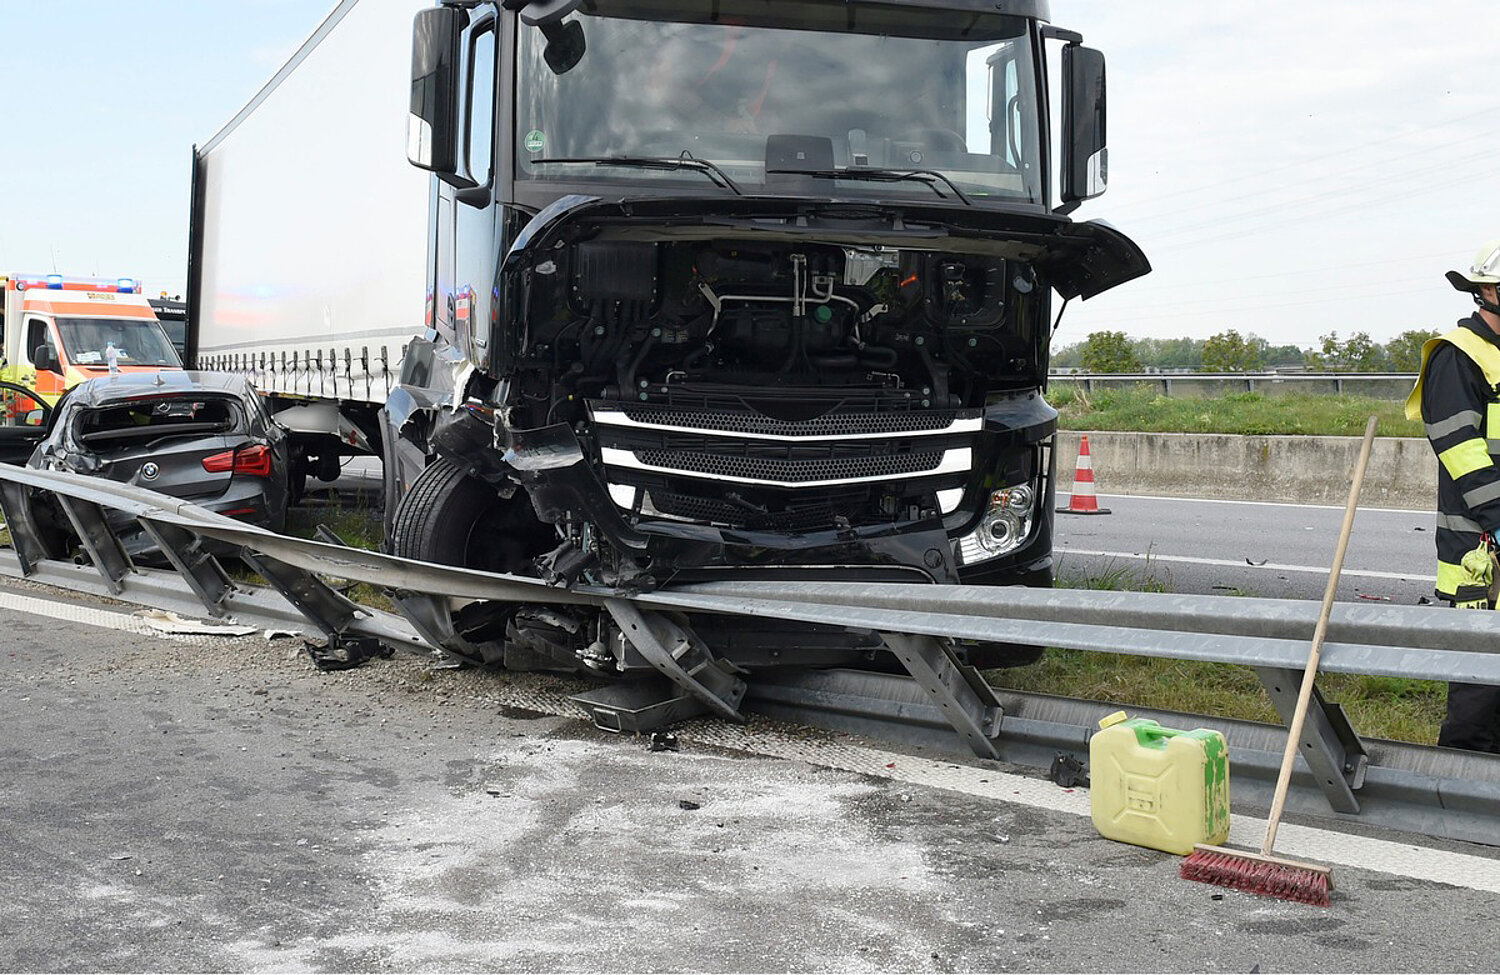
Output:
[189, 0, 431, 473]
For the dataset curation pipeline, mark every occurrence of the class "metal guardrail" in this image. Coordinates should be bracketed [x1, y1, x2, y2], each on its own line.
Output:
[1050, 372, 1418, 398]
[0, 464, 1496, 844]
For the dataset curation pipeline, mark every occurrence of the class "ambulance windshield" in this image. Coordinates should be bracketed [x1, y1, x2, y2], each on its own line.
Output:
[55, 318, 182, 368]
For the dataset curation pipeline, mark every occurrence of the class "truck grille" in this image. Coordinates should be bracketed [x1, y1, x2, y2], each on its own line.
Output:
[647, 489, 874, 532]
[588, 395, 976, 531]
[631, 448, 946, 484]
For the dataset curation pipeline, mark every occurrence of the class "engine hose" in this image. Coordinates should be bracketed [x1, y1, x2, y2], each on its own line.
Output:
[915, 338, 949, 404]
[808, 353, 858, 369]
[857, 344, 899, 369]
[619, 333, 657, 391]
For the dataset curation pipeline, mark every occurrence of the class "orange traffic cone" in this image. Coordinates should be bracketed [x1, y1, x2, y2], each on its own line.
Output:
[1057, 435, 1111, 515]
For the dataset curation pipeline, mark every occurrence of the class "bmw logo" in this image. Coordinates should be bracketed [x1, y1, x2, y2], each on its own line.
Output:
[141, 462, 160, 481]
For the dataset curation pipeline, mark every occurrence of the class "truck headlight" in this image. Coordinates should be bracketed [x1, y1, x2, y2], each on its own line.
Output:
[957, 483, 1035, 565]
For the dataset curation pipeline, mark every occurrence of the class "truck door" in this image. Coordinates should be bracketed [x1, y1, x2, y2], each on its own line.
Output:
[452, 13, 498, 372]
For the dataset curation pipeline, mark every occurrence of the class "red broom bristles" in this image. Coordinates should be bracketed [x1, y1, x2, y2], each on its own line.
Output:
[1180, 849, 1332, 907]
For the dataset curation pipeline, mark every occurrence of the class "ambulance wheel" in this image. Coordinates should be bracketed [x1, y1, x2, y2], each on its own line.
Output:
[388, 457, 551, 574]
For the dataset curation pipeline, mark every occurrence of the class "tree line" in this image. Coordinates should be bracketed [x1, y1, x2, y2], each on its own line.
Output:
[1052, 329, 1439, 373]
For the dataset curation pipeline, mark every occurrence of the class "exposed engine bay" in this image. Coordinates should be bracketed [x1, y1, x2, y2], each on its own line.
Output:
[511, 237, 1040, 422]
[482, 235, 1051, 580]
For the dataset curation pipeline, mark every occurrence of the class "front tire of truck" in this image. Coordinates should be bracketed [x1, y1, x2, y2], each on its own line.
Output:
[387, 457, 551, 574]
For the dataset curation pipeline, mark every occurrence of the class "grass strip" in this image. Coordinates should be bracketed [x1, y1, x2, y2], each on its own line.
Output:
[984, 560, 1445, 746]
[1050, 384, 1422, 438]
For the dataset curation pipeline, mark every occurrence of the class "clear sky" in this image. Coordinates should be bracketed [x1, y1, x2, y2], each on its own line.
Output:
[0, 0, 329, 299]
[1, 1, 1496, 347]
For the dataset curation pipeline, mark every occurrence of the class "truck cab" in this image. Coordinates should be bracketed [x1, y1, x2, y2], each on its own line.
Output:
[1, 274, 183, 403]
[384, 0, 1148, 671]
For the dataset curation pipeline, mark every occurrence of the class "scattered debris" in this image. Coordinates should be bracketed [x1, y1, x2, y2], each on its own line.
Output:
[108, 853, 134, 861]
[134, 609, 256, 637]
[263, 628, 301, 641]
[647, 731, 679, 753]
[1210, 893, 1224, 901]
[1049, 753, 1088, 788]
[303, 636, 393, 672]
[678, 799, 701, 811]
[1245, 557, 1268, 566]
[1357, 593, 1392, 602]
[1417, 596, 1434, 605]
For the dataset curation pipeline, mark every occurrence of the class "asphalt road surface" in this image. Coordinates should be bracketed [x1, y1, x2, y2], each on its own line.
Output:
[3, 582, 1499, 973]
[1054, 494, 1437, 604]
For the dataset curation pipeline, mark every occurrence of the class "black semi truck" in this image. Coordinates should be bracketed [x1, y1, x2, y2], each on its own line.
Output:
[193, 0, 1147, 684]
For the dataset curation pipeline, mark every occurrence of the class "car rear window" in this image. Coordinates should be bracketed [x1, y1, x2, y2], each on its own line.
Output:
[75, 396, 244, 445]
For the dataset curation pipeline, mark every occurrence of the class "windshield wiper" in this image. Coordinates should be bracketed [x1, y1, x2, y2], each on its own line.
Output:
[531, 154, 745, 196]
[765, 166, 974, 206]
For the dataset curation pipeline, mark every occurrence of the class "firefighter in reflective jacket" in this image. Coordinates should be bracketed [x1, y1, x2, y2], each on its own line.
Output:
[1405, 239, 1500, 752]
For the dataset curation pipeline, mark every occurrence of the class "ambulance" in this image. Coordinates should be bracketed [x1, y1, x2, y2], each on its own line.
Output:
[0, 273, 183, 403]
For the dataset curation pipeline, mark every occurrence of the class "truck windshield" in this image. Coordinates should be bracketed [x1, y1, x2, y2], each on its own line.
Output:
[56, 318, 182, 368]
[516, 1, 1042, 205]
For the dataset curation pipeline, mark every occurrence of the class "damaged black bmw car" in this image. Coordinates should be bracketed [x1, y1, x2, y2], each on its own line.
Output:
[1, 372, 290, 556]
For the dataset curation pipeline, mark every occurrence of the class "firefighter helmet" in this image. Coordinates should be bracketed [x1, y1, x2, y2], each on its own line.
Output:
[1447, 240, 1500, 293]
[1447, 240, 1500, 315]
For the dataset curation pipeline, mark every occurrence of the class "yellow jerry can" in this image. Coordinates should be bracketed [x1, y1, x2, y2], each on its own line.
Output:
[1089, 710, 1231, 855]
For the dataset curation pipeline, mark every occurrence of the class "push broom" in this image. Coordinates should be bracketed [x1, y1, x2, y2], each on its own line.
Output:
[1180, 414, 1378, 906]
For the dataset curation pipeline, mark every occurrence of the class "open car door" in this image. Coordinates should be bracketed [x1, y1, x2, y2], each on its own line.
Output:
[0, 381, 54, 466]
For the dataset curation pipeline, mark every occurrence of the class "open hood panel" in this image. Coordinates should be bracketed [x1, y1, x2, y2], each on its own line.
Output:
[503, 194, 1150, 301]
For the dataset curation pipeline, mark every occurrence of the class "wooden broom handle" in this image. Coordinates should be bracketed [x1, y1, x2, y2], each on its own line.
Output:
[1262, 415, 1378, 855]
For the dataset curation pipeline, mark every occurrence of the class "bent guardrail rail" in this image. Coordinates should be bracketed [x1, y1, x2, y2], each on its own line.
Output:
[0, 464, 1496, 844]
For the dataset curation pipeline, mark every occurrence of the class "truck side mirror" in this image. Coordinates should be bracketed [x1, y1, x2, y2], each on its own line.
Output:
[407, 6, 464, 174]
[32, 345, 59, 374]
[1060, 45, 1107, 207]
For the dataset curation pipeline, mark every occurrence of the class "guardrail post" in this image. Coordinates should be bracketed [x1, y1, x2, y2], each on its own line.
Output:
[54, 496, 133, 595]
[880, 632, 1003, 760]
[136, 519, 235, 618]
[239, 551, 362, 641]
[604, 598, 746, 722]
[0, 482, 50, 575]
[1255, 667, 1368, 813]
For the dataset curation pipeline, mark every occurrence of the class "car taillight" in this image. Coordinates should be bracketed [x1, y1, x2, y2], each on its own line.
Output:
[202, 443, 272, 476]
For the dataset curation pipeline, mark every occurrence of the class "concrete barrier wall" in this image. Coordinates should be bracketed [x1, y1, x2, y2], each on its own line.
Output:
[1054, 431, 1437, 509]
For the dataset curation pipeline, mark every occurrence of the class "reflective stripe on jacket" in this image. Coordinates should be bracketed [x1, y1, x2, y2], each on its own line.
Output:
[1407, 315, 1500, 600]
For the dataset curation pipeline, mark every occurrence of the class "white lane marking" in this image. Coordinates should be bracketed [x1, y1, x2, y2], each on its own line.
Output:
[1077, 492, 1432, 516]
[1057, 547, 1437, 584]
[4, 585, 1496, 893]
[0, 590, 159, 634]
[0, 590, 247, 647]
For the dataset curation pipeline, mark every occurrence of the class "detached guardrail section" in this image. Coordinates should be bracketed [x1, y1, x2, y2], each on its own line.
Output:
[0, 464, 1496, 844]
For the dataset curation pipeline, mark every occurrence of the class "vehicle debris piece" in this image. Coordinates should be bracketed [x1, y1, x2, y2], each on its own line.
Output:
[1049, 753, 1088, 788]
[303, 636, 393, 672]
[135, 609, 257, 637]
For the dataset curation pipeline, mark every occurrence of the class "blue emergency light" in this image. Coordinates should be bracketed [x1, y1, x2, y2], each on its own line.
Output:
[117, 277, 137, 294]
[45, 274, 63, 289]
